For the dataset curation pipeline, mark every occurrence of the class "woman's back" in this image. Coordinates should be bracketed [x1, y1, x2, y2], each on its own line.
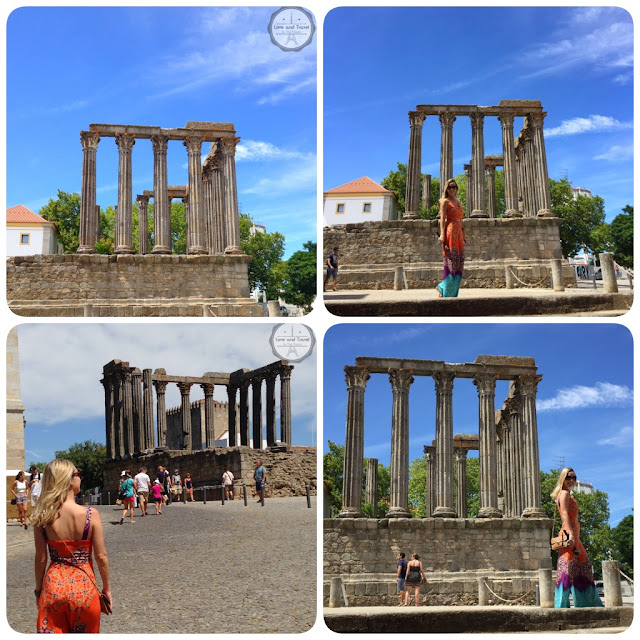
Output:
[44, 503, 93, 542]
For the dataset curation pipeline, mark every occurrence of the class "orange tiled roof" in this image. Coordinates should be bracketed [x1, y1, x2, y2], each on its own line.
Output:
[7, 204, 51, 224]
[324, 176, 392, 195]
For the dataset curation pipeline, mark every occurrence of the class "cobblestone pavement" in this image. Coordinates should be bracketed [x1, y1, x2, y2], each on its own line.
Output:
[6, 497, 316, 634]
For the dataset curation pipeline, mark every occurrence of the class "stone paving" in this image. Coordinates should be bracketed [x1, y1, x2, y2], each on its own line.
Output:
[6, 497, 316, 634]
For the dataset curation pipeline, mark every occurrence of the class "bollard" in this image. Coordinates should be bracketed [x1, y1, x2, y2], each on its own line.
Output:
[107, 491, 111, 506]
[305, 484, 311, 508]
[329, 577, 344, 608]
[627, 272, 633, 289]
[260, 483, 265, 506]
[393, 266, 404, 291]
[203, 486, 207, 505]
[602, 560, 623, 607]
[538, 569, 555, 608]
[477, 577, 489, 605]
[221, 485, 225, 505]
[599, 253, 619, 293]
[551, 259, 565, 292]
[182, 487, 186, 504]
[505, 266, 514, 289]
[243, 484, 248, 506]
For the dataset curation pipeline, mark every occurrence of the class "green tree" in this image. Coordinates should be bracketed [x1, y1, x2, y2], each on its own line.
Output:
[39, 190, 81, 253]
[323, 441, 344, 516]
[54, 440, 107, 492]
[27, 461, 47, 474]
[611, 513, 633, 578]
[381, 163, 442, 219]
[408, 456, 427, 516]
[610, 205, 633, 268]
[283, 241, 316, 312]
[363, 461, 390, 518]
[589, 223, 613, 258]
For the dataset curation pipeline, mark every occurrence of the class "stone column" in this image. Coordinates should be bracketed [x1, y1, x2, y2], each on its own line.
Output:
[143, 369, 154, 450]
[404, 111, 426, 219]
[519, 374, 545, 517]
[387, 368, 414, 518]
[523, 122, 538, 217]
[469, 112, 487, 217]
[137, 196, 150, 255]
[365, 458, 378, 514]
[113, 372, 123, 457]
[184, 135, 207, 254]
[177, 382, 193, 450]
[252, 375, 263, 449]
[433, 371, 456, 517]
[78, 131, 100, 254]
[239, 379, 250, 446]
[510, 404, 525, 516]
[424, 445, 436, 518]
[114, 133, 136, 254]
[439, 112, 456, 195]
[153, 381, 168, 448]
[474, 373, 501, 518]
[421, 174, 431, 210]
[454, 447, 468, 518]
[202, 169, 213, 254]
[151, 134, 171, 254]
[602, 560, 623, 607]
[464, 164, 474, 218]
[339, 366, 370, 518]
[501, 419, 513, 517]
[220, 136, 243, 254]
[530, 112, 553, 217]
[486, 165, 497, 219]
[265, 371, 277, 446]
[131, 368, 143, 454]
[600, 253, 619, 293]
[227, 384, 238, 447]
[280, 365, 294, 446]
[102, 375, 115, 459]
[122, 369, 134, 455]
[212, 158, 226, 253]
[201, 383, 215, 448]
[499, 112, 521, 217]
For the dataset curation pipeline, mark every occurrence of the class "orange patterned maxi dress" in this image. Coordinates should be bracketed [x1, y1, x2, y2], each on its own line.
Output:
[436, 198, 465, 297]
[37, 508, 101, 633]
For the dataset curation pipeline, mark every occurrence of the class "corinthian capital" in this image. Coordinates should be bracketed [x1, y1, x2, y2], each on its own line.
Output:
[497, 111, 514, 128]
[409, 111, 426, 127]
[516, 373, 542, 397]
[388, 368, 414, 392]
[473, 372, 497, 395]
[80, 131, 100, 150]
[151, 133, 170, 154]
[115, 132, 136, 152]
[177, 382, 193, 395]
[469, 112, 485, 129]
[439, 112, 456, 128]
[183, 135, 203, 156]
[220, 136, 241, 156]
[344, 365, 370, 390]
[433, 371, 455, 395]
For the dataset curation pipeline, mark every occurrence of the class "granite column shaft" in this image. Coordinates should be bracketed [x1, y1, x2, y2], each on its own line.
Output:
[115, 133, 135, 254]
[470, 113, 487, 217]
[78, 132, 100, 253]
[433, 371, 456, 516]
[405, 112, 425, 219]
[151, 134, 171, 254]
[475, 373, 501, 517]
[184, 135, 207, 254]
[439, 113, 456, 195]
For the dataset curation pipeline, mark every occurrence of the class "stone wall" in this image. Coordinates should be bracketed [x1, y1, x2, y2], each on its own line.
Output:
[104, 446, 317, 498]
[166, 400, 236, 449]
[7, 254, 264, 317]
[323, 517, 552, 606]
[323, 218, 575, 289]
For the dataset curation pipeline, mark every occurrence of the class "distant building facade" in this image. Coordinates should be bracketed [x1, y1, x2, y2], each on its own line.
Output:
[6, 205, 64, 256]
[323, 176, 397, 226]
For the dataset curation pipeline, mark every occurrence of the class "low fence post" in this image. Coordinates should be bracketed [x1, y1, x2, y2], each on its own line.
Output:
[602, 560, 623, 607]
[221, 485, 225, 505]
[203, 486, 207, 505]
[243, 484, 248, 506]
[477, 577, 489, 605]
[305, 484, 311, 508]
[538, 568, 554, 608]
[551, 259, 565, 292]
[505, 266, 514, 289]
[329, 577, 345, 608]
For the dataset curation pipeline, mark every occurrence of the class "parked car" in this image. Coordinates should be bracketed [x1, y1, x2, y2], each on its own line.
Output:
[594, 269, 602, 280]
[595, 580, 604, 597]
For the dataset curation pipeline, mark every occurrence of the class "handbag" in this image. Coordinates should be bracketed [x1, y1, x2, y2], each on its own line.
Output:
[11, 498, 17, 505]
[551, 504, 571, 550]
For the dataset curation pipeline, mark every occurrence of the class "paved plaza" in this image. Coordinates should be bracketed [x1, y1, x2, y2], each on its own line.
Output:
[6, 497, 316, 634]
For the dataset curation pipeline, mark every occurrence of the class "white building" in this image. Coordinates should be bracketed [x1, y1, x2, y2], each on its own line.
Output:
[571, 186, 593, 200]
[323, 176, 398, 226]
[6, 204, 64, 256]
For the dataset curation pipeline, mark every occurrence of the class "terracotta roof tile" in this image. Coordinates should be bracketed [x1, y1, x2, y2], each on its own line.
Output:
[7, 204, 50, 224]
[324, 176, 392, 195]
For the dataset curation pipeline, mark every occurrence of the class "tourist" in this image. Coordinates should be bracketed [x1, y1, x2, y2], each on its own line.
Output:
[134, 467, 151, 517]
[150, 480, 164, 515]
[157, 465, 171, 504]
[253, 459, 267, 501]
[32, 459, 112, 632]
[403, 553, 427, 606]
[323, 247, 339, 292]
[184, 472, 195, 502]
[396, 552, 408, 606]
[171, 468, 183, 501]
[118, 470, 136, 524]
[222, 467, 235, 500]
[30, 466, 43, 507]
[551, 468, 604, 608]
[11, 470, 30, 529]
[437, 179, 465, 298]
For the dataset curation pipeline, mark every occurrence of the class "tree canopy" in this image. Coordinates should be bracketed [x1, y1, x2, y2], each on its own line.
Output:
[609, 205, 633, 268]
[39, 190, 81, 253]
[282, 241, 316, 312]
[54, 440, 107, 492]
[611, 513, 633, 578]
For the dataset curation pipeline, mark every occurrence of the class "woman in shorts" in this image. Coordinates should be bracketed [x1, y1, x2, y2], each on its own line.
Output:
[118, 470, 136, 524]
[151, 480, 164, 514]
[12, 470, 30, 529]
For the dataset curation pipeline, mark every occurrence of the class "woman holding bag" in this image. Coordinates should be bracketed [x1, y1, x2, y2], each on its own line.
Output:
[31, 459, 112, 632]
[551, 467, 603, 608]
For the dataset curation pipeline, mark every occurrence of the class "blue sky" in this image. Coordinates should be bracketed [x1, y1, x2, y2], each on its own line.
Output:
[16, 323, 317, 464]
[6, 6, 316, 258]
[323, 323, 633, 526]
[324, 6, 633, 221]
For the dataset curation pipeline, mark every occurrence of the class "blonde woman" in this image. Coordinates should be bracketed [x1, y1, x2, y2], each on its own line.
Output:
[403, 553, 427, 606]
[551, 467, 603, 608]
[11, 470, 30, 529]
[437, 179, 466, 298]
[32, 459, 112, 632]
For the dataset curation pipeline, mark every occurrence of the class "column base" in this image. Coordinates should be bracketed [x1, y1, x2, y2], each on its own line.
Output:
[470, 209, 489, 218]
[387, 507, 412, 518]
[504, 209, 523, 218]
[477, 507, 503, 518]
[432, 506, 456, 518]
[115, 247, 135, 255]
[224, 246, 245, 255]
[338, 507, 365, 518]
[151, 246, 172, 255]
[537, 209, 554, 217]
[76, 245, 97, 255]
[402, 211, 420, 220]
[521, 507, 546, 518]
[187, 246, 208, 255]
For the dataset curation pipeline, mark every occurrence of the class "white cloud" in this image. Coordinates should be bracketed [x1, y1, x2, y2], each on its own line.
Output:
[537, 382, 632, 412]
[241, 153, 316, 196]
[594, 144, 634, 162]
[236, 140, 306, 162]
[545, 115, 632, 138]
[596, 426, 633, 447]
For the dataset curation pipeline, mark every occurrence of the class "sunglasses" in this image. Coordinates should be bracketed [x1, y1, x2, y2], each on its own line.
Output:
[73, 470, 83, 478]
[448, 184, 458, 189]
[566, 475, 576, 480]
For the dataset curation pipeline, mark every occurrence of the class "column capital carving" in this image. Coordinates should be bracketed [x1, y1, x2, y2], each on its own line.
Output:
[473, 372, 497, 395]
[131, 367, 142, 378]
[486, 165, 496, 176]
[264, 369, 278, 384]
[177, 382, 193, 395]
[80, 131, 100, 150]
[439, 112, 456, 128]
[469, 112, 485, 128]
[433, 370, 455, 394]
[279, 364, 294, 380]
[239, 378, 252, 390]
[528, 112, 546, 128]
[137, 195, 150, 205]
[150, 133, 170, 154]
[201, 382, 215, 396]
[220, 136, 241, 156]
[115, 132, 136, 152]
[153, 380, 168, 393]
[183, 135, 203, 155]
[344, 365, 370, 390]
[388, 368, 414, 391]
[516, 373, 542, 396]
[409, 111, 426, 127]
[497, 111, 515, 128]
[454, 447, 468, 461]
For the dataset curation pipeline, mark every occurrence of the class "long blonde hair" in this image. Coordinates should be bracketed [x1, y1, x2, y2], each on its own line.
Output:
[30, 459, 75, 527]
[550, 467, 574, 501]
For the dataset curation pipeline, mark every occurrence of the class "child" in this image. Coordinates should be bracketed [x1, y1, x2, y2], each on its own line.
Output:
[151, 479, 164, 514]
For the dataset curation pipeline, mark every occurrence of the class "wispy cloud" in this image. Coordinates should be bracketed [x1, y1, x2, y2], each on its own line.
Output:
[241, 153, 316, 196]
[236, 140, 307, 162]
[16, 99, 90, 119]
[593, 144, 634, 162]
[537, 382, 632, 412]
[596, 426, 633, 447]
[545, 115, 632, 138]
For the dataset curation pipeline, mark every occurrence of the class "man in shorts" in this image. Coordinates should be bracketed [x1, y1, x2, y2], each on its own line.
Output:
[253, 459, 267, 502]
[134, 467, 151, 517]
[323, 247, 339, 291]
[222, 467, 235, 500]
[396, 552, 408, 606]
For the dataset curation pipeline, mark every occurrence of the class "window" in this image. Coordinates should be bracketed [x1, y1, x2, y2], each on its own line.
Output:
[20, 233, 30, 245]
[336, 203, 345, 214]
[363, 203, 372, 213]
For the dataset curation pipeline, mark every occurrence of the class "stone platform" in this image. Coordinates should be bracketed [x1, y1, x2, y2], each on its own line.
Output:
[6, 253, 264, 317]
[324, 605, 633, 633]
[324, 288, 633, 317]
